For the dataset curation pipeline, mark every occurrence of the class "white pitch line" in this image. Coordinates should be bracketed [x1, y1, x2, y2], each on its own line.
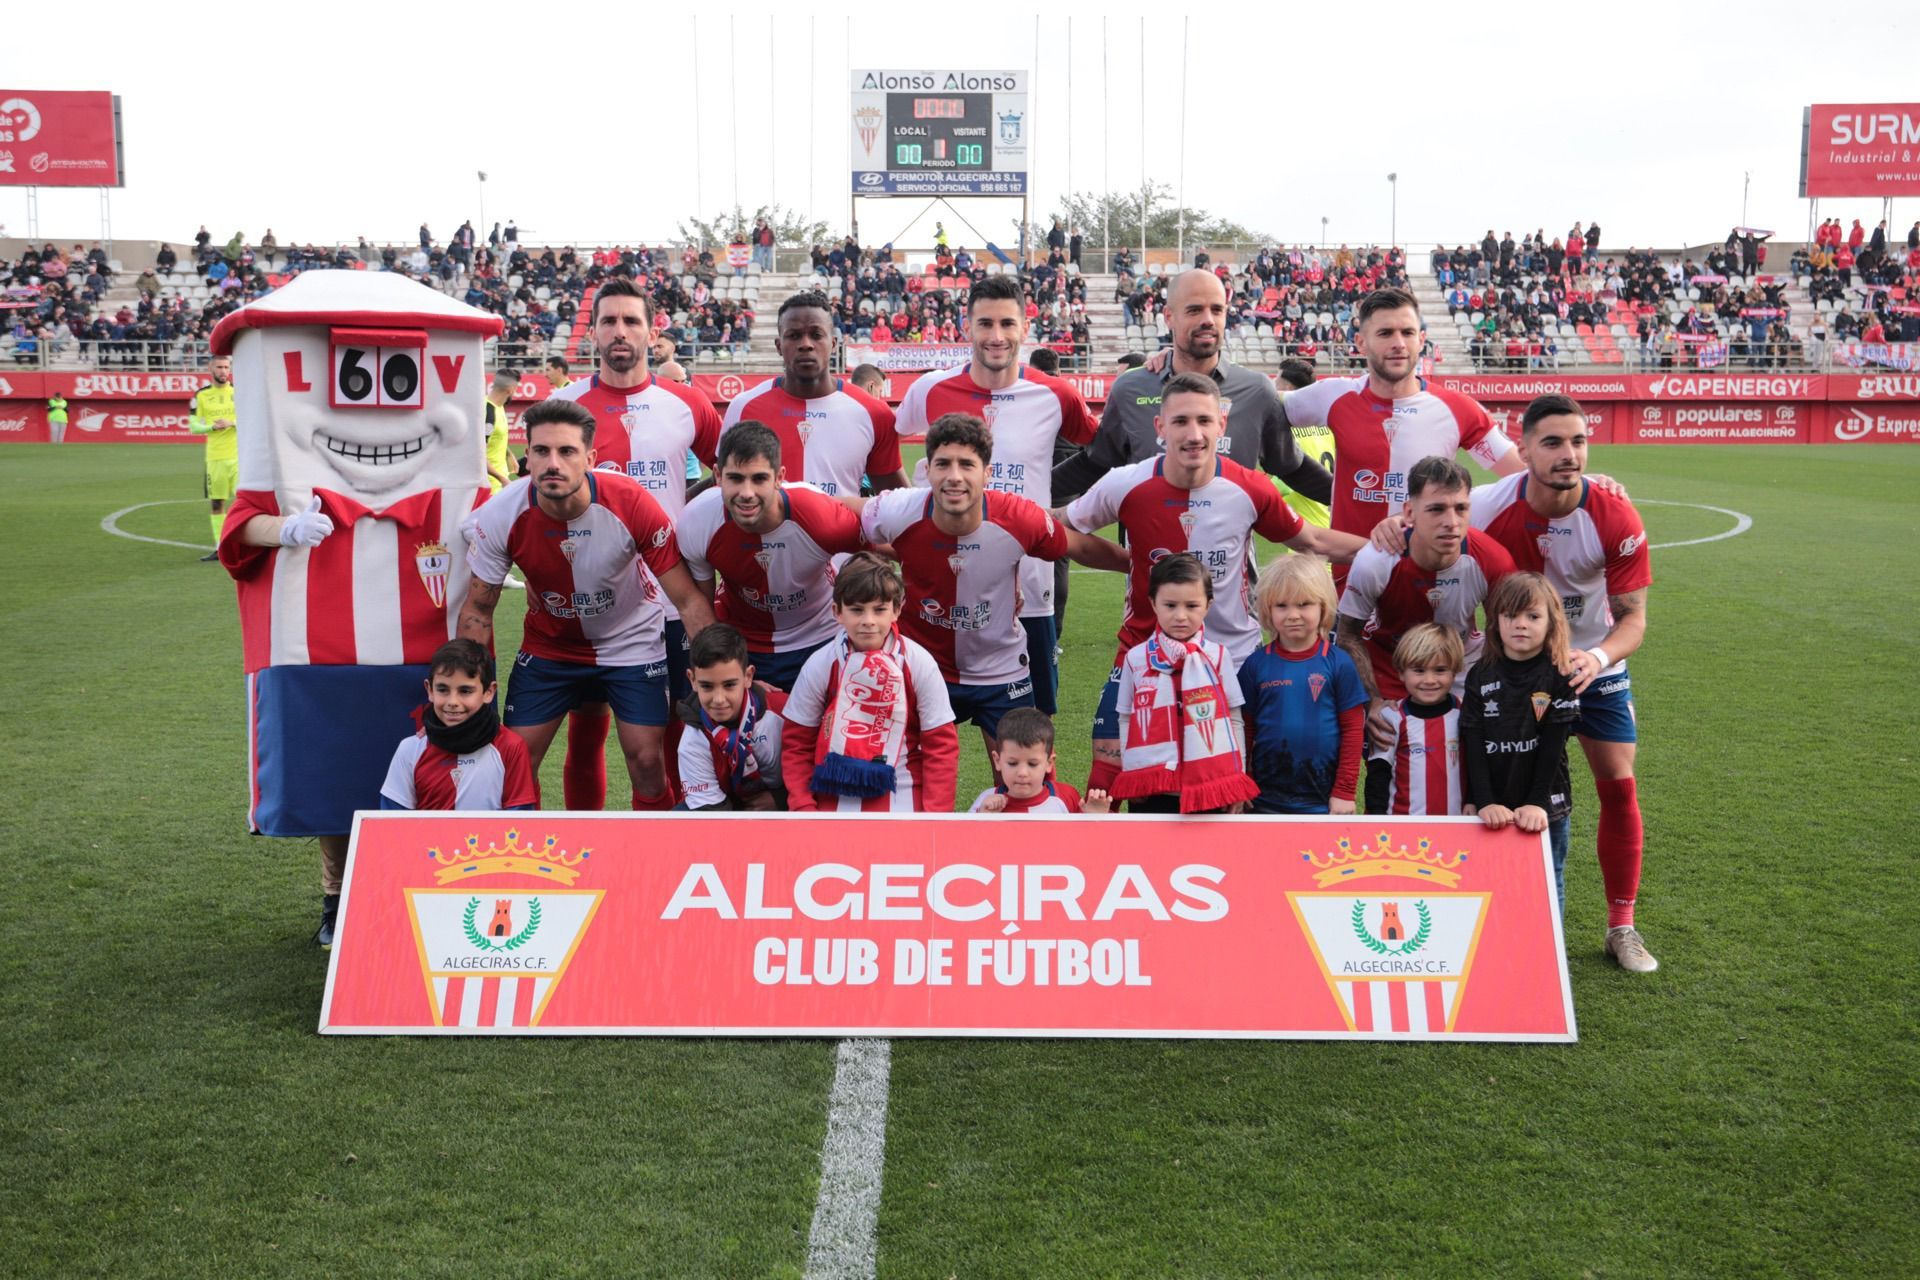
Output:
[100, 499, 213, 551]
[804, 1037, 892, 1280]
[1636, 499, 1754, 549]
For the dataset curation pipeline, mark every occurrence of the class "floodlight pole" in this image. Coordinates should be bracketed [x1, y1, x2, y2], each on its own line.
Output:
[1321, 215, 1327, 249]
[1388, 173, 1397, 249]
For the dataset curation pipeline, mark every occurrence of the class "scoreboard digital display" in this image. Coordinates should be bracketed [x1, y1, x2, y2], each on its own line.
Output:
[852, 70, 1028, 196]
[884, 94, 993, 170]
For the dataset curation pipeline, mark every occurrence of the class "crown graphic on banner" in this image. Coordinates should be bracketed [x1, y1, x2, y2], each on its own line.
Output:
[427, 830, 591, 886]
[1300, 833, 1466, 888]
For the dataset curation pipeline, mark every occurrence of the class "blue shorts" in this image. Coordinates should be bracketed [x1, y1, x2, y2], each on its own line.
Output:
[1021, 615, 1059, 715]
[1575, 666, 1638, 744]
[247, 663, 432, 837]
[947, 677, 1037, 739]
[503, 651, 670, 728]
[749, 640, 829, 693]
[1092, 650, 1126, 740]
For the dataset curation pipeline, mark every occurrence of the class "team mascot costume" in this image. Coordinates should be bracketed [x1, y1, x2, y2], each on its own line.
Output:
[211, 271, 503, 941]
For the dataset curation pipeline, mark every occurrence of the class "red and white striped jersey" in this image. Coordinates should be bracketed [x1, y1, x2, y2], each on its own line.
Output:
[1471, 474, 1653, 675]
[548, 373, 722, 516]
[783, 638, 957, 812]
[1376, 698, 1463, 815]
[1064, 457, 1305, 662]
[897, 364, 1098, 617]
[1282, 375, 1514, 539]
[380, 727, 538, 810]
[1335, 534, 1517, 699]
[674, 484, 864, 653]
[463, 473, 683, 667]
[861, 489, 1070, 684]
[219, 485, 487, 675]
[720, 377, 902, 497]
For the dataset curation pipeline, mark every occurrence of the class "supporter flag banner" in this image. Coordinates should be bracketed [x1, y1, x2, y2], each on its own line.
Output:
[1800, 104, 1920, 197]
[320, 814, 1577, 1041]
[1833, 343, 1917, 372]
[0, 90, 123, 187]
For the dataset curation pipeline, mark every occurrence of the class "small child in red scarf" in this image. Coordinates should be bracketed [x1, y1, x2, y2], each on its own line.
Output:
[676, 624, 789, 811]
[1108, 554, 1259, 814]
[782, 553, 960, 812]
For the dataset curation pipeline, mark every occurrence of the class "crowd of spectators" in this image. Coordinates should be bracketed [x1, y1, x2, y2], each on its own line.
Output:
[3, 219, 770, 369]
[812, 225, 1091, 366]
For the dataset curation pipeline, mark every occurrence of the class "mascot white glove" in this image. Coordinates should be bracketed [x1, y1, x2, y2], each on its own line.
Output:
[278, 495, 336, 547]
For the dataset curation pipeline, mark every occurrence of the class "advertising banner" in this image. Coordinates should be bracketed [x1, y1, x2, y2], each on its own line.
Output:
[1801, 104, 1920, 197]
[0, 90, 121, 187]
[320, 814, 1576, 1041]
[1622, 400, 1811, 444]
[851, 70, 1028, 197]
[1818, 402, 1920, 443]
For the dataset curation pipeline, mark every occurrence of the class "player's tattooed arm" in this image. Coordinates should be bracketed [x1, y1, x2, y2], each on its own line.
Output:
[659, 563, 717, 639]
[457, 576, 502, 645]
[1337, 615, 1394, 753]
[1567, 588, 1647, 692]
[1063, 528, 1128, 571]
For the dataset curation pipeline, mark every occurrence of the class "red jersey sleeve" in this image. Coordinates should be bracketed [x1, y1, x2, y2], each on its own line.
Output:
[1042, 372, 1099, 446]
[606, 478, 685, 579]
[495, 728, 541, 809]
[1234, 465, 1305, 543]
[1593, 492, 1654, 595]
[789, 486, 866, 554]
[849, 385, 904, 477]
[997, 493, 1071, 559]
[218, 489, 279, 576]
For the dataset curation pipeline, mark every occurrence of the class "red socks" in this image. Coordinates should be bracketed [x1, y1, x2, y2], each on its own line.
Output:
[630, 787, 675, 812]
[563, 707, 610, 810]
[1594, 776, 1644, 928]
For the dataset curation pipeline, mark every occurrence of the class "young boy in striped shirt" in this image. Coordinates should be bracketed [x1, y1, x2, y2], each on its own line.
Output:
[1368, 623, 1465, 816]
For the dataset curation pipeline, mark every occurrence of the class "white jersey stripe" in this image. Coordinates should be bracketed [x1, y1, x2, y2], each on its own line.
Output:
[352, 518, 403, 666]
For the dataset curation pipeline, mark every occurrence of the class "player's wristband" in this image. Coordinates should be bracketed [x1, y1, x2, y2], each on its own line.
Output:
[1587, 646, 1612, 671]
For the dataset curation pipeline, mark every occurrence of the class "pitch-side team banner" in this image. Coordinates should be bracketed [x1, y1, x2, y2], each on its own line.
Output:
[320, 814, 1576, 1041]
[0, 90, 122, 187]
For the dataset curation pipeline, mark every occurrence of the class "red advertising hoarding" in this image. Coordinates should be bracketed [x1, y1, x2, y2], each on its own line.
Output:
[0, 91, 123, 187]
[320, 813, 1577, 1041]
[1801, 103, 1920, 198]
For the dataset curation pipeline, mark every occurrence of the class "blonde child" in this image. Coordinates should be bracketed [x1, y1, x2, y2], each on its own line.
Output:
[1459, 572, 1582, 911]
[1237, 555, 1367, 814]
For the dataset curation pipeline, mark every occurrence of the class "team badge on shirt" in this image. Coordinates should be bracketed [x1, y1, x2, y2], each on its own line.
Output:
[415, 541, 451, 607]
[947, 552, 966, 576]
[1530, 691, 1551, 720]
[1308, 673, 1327, 702]
[754, 548, 775, 574]
[1178, 510, 1198, 539]
[558, 537, 579, 563]
[1425, 586, 1446, 607]
[1536, 532, 1554, 558]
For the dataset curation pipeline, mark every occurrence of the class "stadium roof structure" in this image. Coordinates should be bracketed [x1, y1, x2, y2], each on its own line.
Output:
[210, 269, 504, 355]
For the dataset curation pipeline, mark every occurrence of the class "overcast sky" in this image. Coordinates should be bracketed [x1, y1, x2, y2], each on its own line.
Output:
[9, 1, 1916, 254]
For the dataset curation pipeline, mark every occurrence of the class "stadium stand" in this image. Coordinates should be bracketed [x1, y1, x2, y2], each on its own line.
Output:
[7, 215, 1918, 375]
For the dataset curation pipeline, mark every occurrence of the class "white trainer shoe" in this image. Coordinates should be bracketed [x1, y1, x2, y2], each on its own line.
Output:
[1605, 926, 1659, 973]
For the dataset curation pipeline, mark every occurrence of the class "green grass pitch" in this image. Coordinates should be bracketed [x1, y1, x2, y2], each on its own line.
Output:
[2, 442, 1915, 1277]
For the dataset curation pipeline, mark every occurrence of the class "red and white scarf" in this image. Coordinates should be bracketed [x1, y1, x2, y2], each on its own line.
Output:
[1113, 629, 1259, 813]
[811, 630, 911, 798]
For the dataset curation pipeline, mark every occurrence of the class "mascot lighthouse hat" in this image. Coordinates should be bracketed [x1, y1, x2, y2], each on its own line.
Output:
[211, 270, 504, 839]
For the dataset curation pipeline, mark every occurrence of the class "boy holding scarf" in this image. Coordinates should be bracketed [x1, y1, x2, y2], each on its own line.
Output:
[677, 624, 790, 811]
[781, 553, 959, 812]
[379, 639, 539, 815]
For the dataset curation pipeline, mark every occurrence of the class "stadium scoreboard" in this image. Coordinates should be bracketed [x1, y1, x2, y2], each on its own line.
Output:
[851, 70, 1028, 196]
